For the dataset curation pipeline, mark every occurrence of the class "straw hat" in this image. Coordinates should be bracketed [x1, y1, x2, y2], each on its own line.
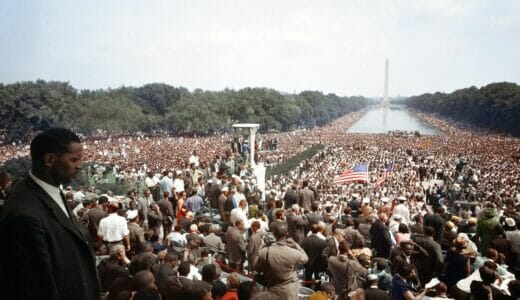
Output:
[453, 236, 468, 249]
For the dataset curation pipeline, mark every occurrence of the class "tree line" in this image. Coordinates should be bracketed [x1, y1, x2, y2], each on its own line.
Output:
[0, 80, 368, 142]
[405, 82, 520, 136]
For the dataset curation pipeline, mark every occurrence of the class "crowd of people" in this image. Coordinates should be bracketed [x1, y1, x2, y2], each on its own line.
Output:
[1, 108, 520, 300]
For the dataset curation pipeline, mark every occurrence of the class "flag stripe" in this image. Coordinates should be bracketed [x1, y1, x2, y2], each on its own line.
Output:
[334, 164, 369, 184]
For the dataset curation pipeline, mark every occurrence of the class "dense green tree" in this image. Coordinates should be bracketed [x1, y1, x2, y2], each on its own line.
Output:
[406, 82, 520, 136]
[0, 80, 368, 142]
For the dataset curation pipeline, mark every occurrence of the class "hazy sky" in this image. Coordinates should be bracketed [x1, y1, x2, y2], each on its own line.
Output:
[0, 0, 518, 97]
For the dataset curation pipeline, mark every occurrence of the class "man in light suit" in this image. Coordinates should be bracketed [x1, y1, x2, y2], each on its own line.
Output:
[255, 223, 308, 300]
[328, 240, 364, 300]
[0, 128, 100, 300]
[298, 180, 314, 212]
[203, 225, 225, 254]
[226, 219, 247, 271]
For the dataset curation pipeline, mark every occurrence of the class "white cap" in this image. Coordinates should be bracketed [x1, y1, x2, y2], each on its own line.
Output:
[381, 197, 390, 203]
[352, 193, 360, 199]
[505, 217, 516, 227]
[393, 214, 402, 220]
[126, 210, 138, 220]
[398, 196, 407, 201]
[221, 186, 229, 192]
[367, 274, 378, 281]
[362, 197, 370, 204]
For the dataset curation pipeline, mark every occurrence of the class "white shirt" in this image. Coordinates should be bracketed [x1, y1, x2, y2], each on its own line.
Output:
[230, 207, 249, 228]
[188, 264, 201, 280]
[167, 231, 187, 246]
[393, 204, 410, 225]
[73, 191, 85, 201]
[98, 213, 129, 242]
[145, 177, 156, 188]
[173, 178, 185, 192]
[189, 155, 199, 167]
[30, 172, 69, 217]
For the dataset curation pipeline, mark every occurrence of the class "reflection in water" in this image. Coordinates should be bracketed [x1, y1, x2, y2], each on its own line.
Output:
[382, 106, 387, 129]
[348, 105, 437, 135]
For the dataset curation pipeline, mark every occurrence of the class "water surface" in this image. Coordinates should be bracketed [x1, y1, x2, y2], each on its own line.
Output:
[348, 106, 437, 134]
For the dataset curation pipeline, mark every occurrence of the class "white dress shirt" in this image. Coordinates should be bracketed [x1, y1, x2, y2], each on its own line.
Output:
[98, 213, 129, 242]
[30, 172, 69, 217]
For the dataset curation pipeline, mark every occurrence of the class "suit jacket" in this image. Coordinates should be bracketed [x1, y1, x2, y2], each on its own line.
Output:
[97, 257, 130, 292]
[322, 237, 338, 260]
[301, 234, 326, 270]
[203, 233, 225, 253]
[364, 287, 389, 300]
[217, 194, 227, 217]
[255, 241, 308, 300]
[424, 213, 446, 243]
[247, 231, 265, 271]
[152, 263, 177, 297]
[85, 206, 107, 241]
[298, 188, 314, 212]
[286, 212, 309, 244]
[226, 226, 246, 264]
[283, 188, 299, 208]
[328, 255, 361, 299]
[157, 198, 174, 225]
[370, 221, 392, 258]
[409, 223, 424, 235]
[414, 235, 444, 284]
[306, 211, 324, 226]
[343, 226, 365, 248]
[357, 223, 372, 246]
[0, 176, 100, 300]
[269, 219, 286, 233]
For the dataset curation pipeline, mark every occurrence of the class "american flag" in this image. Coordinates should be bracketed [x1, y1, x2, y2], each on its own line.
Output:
[334, 164, 369, 184]
[372, 162, 394, 187]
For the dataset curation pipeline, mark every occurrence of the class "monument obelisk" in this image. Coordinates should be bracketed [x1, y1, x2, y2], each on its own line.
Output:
[382, 59, 389, 107]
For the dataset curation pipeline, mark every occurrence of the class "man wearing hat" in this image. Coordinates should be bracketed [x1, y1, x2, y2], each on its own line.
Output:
[504, 217, 520, 268]
[127, 210, 145, 256]
[365, 274, 389, 300]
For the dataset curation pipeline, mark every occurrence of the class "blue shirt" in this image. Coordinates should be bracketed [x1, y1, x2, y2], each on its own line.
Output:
[185, 195, 204, 213]
[391, 274, 411, 300]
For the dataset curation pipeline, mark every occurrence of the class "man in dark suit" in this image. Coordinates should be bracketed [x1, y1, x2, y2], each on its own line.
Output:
[364, 274, 389, 300]
[301, 224, 326, 289]
[85, 195, 108, 241]
[370, 213, 393, 258]
[305, 202, 323, 234]
[0, 128, 101, 300]
[322, 229, 343, 263]
[424, 207, 446, 243]
[413, 226, 444, 285]
[286, 204, 309, 245]
[283, 184, 299, 208]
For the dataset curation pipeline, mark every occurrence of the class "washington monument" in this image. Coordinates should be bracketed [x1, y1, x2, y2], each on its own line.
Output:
[382, 59, 389, 106]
